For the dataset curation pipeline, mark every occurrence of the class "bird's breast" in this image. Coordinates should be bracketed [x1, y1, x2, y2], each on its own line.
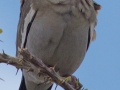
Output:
[25, 9, 90, 78]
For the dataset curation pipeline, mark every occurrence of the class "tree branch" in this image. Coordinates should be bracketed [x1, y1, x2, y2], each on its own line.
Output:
[0, 50, 33, 71]
[0, 48, 82, 90]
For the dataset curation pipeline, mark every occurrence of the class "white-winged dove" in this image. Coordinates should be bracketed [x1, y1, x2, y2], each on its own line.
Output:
[16, 0, 100, 90]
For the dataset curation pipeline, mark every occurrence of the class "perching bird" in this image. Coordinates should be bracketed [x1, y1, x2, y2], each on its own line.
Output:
[16, 0, 101, 90]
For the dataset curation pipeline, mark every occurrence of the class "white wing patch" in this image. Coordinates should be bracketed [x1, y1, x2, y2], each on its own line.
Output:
[21, 6, 35, 48]
[90, 22, 96, 42]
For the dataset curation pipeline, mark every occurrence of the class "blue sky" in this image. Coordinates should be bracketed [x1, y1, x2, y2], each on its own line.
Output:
[0, 0, 120, 90]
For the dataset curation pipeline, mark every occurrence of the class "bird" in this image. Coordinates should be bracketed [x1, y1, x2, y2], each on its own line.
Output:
[16, 0, 101, 90]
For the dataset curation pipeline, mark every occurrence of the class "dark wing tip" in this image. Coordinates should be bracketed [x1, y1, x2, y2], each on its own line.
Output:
[19, 76, 27, 90]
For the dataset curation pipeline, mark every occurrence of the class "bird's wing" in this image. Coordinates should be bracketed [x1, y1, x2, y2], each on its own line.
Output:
[16, 1, 32, 90]
[16, 0, 32, 55]
[17, 1, 53, 90]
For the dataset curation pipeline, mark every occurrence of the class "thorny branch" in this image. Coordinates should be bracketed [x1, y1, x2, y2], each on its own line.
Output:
[0, 50, 33, 71]
[0, 48, 82, 90]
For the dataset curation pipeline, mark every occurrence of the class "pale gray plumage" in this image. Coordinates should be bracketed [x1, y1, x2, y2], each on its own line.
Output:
[16, 0, 99, 90]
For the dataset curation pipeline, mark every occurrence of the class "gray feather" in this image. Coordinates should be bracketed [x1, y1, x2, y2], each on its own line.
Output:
[16, 0, 97, 90]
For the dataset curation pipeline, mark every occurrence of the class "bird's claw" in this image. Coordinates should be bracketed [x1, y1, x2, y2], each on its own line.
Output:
[63, 75, 83, 90]
[18, 59, 24, 64]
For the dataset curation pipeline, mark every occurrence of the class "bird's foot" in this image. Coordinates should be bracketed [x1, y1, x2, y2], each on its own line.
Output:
[63, 75, 83, 90]
[18, 59, 24, 64]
